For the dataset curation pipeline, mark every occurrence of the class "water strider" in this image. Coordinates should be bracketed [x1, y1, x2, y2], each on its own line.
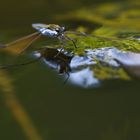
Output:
[0, 23, 86, 69]
[0, 47, 73, 83]
[0, 23, 99, 86]
[0, 23, 87, 56]
[32, 23, 85, 49]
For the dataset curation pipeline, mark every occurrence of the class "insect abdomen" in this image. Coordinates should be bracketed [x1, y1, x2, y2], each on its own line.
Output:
[40, 28, 58, 37]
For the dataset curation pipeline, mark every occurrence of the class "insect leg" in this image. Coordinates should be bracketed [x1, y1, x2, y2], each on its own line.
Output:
[0, 56, 42, 70]
[64, 35, 77, 48]
[5, 32, 42, 66]
[63, 71, 70, 85]
[64, 31, 88, 36]
[54, 36, 66, 57]
[15, 32, 42, 56]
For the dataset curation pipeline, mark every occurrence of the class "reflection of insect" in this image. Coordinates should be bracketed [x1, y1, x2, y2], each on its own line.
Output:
[1, 47, 73, 82]
[35, 47, 73, 75]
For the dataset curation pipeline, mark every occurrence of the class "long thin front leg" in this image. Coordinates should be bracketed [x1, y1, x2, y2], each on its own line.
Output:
[4, 32, 42, 67]
[16, 33, 42, 56]
[54, 36, 66, 57]
[0, 56, 42, 70]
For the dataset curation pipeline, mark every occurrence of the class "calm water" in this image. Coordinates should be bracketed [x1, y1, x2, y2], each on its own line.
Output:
[0, 0, 140, 140]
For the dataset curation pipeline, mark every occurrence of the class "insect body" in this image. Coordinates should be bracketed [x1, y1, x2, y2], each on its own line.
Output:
[32, 23, 77, 49]
[32, 24, 65, 38]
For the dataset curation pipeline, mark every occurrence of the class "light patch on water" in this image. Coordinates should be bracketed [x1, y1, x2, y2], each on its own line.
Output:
[85, 47, 120, 67]
[33, 51, 41, 57]
[70, 55, 96, 69]
[33, 47, 140, 88]
[69, 67, 100, 88]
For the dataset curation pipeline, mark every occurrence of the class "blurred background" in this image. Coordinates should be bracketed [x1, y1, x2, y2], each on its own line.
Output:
[0, 0, 130, 28]
[0, 0, 140, 140]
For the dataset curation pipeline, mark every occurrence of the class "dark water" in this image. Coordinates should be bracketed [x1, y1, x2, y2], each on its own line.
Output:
[0, 0, 140, 140]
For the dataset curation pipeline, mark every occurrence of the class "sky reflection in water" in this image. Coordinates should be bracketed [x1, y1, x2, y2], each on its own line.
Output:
[34, 47, 140, 88]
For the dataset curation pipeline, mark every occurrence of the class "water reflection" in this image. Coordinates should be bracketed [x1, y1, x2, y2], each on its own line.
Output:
[34, 47, 140, 88]
[69, 67, 99, 88]
[85, 47, 120, 67]
[34, 47, 99, 88]
[34, 48, 72, 75]
[70, 55, 96, 69]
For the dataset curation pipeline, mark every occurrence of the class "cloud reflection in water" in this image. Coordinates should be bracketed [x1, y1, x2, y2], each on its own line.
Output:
[34, 47, 140, 88]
